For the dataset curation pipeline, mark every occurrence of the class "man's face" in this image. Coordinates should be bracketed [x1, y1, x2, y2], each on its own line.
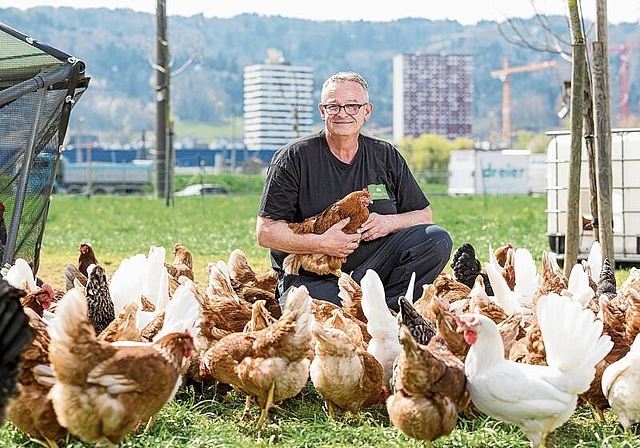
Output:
[319, 81, 372, 137]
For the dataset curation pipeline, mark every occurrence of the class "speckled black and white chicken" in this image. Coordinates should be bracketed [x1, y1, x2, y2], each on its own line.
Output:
[84, 264, 115, 336]
[397, 295, 436, 346]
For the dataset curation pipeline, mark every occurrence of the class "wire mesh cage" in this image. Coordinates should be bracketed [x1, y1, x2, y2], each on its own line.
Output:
[0, 21, 89, 274]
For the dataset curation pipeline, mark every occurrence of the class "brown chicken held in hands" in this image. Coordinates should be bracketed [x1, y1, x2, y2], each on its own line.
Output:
[387, 325, 469, 445]
[47, 288, 194, 446]
[283, 189, 372, 277]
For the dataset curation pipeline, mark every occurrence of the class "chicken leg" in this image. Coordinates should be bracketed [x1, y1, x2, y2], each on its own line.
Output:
[255, 381, 276, 431]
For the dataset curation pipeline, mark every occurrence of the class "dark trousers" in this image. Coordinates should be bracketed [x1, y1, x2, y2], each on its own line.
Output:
[275, 224, 452, 312]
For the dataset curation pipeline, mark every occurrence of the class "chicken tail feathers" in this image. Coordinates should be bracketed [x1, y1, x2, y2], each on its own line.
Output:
[537, 293, 613, 392]
[282, 285, 313, 344]
[282, 254, 301, 275]
[48, 288, 102, 381]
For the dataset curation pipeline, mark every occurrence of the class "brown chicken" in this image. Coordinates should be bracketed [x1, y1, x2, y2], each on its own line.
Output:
[227, 248, 278, 293]
[283, 188, 373, 276]
[243, 299, 277, 332]
[337, 271, 365, 316]
[324, 307, 366, 350]
[534, 251, 568, 299]
[97, 300, 142, 343]
[387, 325, 469, 445]
[432, 272, 471, 305]
[7, 308, 67, 447]
[309, 322, 384, 417]
[200, 263, 253, 338]
[426, 294, 469, 361]
[204, 285, 313, 430]
[493, 242, 514, 268]
[500, 246, 516, 291]
[164, 243, 194, 280]
[311, 296, 371, 344]
[466, 275, 508, 324]
[225, 251, 281, 319]
[164, 243, 195, 297]
[47, 288, 194, 446]
[63, 242, 99, 291]
[20, 284, 55, 317]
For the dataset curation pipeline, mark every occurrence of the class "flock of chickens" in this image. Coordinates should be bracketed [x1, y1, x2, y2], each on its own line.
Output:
[0, 239, 639, 448]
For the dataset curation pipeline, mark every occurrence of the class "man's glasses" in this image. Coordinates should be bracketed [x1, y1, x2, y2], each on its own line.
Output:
[321, 103, 367, 115]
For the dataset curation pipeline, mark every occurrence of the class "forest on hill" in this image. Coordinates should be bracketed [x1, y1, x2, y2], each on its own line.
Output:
[1, 6, 639, 145]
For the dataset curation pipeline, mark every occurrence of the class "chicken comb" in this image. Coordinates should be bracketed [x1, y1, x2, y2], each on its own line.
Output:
[41, 283, 55, 300]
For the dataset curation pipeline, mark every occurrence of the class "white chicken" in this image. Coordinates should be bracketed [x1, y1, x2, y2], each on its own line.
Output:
[457, 293, 612, 448]
[360, 269, 401, 389]
[601, 333, 640, 431]
[2, 258, 37, 292]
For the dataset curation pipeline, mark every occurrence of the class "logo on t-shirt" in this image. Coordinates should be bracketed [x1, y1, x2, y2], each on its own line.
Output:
[368, 184, 390, 200]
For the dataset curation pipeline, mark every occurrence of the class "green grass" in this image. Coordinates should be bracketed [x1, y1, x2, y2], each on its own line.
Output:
[2, 192, 639, 447]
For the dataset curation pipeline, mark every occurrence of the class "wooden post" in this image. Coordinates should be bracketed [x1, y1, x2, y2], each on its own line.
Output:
[564, 1, 586, 277]
[593, 0, 615, 268]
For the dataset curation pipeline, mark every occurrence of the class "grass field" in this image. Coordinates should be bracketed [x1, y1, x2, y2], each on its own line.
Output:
[2, 193, 638, 447]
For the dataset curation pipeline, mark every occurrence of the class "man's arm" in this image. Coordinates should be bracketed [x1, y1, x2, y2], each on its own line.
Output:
[256, 216, 361, 258]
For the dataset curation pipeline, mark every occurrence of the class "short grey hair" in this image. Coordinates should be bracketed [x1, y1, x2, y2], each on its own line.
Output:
[321, 71, 369, 102]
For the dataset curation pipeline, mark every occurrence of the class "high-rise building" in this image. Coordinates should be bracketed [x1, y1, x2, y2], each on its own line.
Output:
[243, 50, 314, 151]
[393, 53, 473, 143]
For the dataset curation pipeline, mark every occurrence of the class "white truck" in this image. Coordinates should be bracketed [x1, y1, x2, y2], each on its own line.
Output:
[546, 128, 640, 263]
[55, 156, 154, 195]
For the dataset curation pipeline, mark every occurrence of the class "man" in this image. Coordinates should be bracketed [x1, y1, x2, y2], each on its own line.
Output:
[256, 71, 452, 311]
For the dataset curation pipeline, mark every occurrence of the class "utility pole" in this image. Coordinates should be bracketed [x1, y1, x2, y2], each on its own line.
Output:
[155, 0, 169, 200]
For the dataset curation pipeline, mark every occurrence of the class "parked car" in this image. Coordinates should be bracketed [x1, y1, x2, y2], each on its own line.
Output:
[175, 183, 229, 196]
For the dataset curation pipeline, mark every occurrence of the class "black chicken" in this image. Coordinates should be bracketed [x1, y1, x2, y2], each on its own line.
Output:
[450, 243, 494, 296]
[85, 263, 115, 335]
[0, 201, 7, 262]
[0, 278, 35, 424]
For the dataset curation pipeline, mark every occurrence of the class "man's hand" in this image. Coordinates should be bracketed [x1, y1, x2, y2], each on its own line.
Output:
[358, 212, 396, 242]
[322, 218, 363, 257]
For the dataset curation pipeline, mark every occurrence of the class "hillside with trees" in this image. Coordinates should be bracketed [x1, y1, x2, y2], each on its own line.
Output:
[1, 6, 639, 146]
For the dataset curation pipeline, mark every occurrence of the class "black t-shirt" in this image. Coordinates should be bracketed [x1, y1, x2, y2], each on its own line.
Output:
[258, 130, 429, 273]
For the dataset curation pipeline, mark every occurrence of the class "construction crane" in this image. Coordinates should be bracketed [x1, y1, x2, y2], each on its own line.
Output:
[608, 43, 640, 123]
[490, 58, 557, 148]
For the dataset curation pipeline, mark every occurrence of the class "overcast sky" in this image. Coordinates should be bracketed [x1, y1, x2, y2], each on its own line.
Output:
[8, 0, 637, 25]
